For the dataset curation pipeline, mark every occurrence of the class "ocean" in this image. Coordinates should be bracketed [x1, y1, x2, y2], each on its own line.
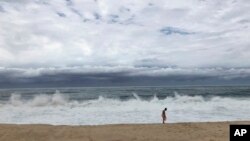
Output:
[0, 86, 250, 125]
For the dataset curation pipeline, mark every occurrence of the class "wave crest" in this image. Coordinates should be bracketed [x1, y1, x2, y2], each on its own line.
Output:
[8, 90, 68, 107]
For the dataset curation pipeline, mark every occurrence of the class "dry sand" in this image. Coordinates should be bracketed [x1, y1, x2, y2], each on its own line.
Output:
[0, 121, 249, 141]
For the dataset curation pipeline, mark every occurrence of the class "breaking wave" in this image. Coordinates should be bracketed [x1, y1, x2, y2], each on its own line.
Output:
[8, 90, 68, 107]
[0, 90, 250, 125]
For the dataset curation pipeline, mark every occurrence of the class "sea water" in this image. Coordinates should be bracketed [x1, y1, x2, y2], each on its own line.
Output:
[0, 86, 250, 125]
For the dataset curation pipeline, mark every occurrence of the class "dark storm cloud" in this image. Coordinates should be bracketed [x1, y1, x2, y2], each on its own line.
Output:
[1, 72, 250, 88]
[0, 67, 250, 88]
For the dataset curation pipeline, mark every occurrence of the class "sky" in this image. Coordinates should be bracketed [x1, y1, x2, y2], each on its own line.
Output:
[0, 0, 250, 87]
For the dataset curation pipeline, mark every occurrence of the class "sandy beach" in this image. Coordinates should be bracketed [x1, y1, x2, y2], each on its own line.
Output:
[0, 121, 249, 141]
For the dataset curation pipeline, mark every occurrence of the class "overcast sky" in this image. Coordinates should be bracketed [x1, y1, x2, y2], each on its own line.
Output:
[0, 0, 250, 87]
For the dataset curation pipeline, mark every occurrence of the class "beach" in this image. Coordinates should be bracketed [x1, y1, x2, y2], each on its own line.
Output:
[0, 121, 249, 141]
[1, 87, 250, 141]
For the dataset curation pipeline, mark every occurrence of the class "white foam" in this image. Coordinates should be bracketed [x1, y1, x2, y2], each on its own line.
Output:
[9, 93, 23, 106]
[0, 91, 250, 125]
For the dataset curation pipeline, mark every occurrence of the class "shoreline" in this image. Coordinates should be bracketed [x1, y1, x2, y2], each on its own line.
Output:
[0, 121, 249, 141]
[1, 120, 250, 126]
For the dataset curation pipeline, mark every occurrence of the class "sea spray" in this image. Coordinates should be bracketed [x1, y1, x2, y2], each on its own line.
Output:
[0, 87, 250, 125]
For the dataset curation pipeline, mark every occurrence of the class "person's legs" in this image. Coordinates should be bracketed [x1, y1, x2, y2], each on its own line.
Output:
[162, 117, 166, 124]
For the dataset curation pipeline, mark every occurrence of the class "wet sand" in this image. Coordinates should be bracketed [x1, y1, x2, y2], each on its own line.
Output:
[0, 121, 249, 141]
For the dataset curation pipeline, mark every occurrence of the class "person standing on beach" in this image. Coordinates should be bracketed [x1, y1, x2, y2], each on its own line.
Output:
[161, 108, 167, 124]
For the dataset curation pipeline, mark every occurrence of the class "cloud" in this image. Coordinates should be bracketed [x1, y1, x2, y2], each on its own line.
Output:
[0, 66, 250, 87]
[160, 26, 194, 35]
[0, 0, 249, 87]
